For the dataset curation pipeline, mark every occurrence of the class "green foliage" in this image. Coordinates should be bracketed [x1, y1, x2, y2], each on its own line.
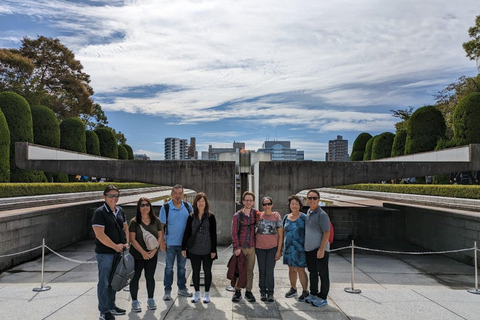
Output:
[435, 138, 457, 151]
[405, 106, 446, 154]
[463, 15, 480, 61]
[122, 144, 134, 160]
[371, 132, 395, 160]
[81, 103, 108, 130]
[31, 105, 60, 148]
[363, 136, 375, 161]
[390, 107, 414, 132]
[118, 144, 128, 160]
[0, 109, 10, 182]
[0, 49, 34, 95]
[335, 184, 480, 199]
[453, 92, 480, 146]
[95, 127, 118, 159]
[391, 129, 407, 157]
[0, 91, 46, 182]
[350, 132, 372, 161]
[0, 182, 157, 198]
[60, 117, 86, 153]
[85, 130, 100, 156]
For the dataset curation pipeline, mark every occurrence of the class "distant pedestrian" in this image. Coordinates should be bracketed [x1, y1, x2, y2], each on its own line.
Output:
[283, 195, 309, 301]
[128, 197, 162, 312]
[304, 189, 331, 307]
[92, 185, 129, 320]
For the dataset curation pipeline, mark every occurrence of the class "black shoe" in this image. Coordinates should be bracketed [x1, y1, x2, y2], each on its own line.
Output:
[101, 312, 115, 320]
[109, 306, 126, 315]
[232, 290, 242, 302]
[298, 290, 309, 302]
[285, 287, 297, 298]
[245, 290, 256, 302]
[267, 293, 274, 302]
[260, 293, 267, 301]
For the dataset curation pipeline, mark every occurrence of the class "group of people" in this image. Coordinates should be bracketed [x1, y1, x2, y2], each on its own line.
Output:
[92, 185, 331, 320]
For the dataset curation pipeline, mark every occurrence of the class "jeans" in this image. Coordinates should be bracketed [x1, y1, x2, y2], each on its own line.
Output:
[96, 253, 116, 314]
[130, 256, 158, 300]
[164, 245, 187, 292]
[189, 253, 213, 292]
[305, 250, 330, 300]
[256, 247, 277, 295]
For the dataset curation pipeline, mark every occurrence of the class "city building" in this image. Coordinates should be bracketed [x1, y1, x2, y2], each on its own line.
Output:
[134, 154, 151, 161]
[327, 135, 349, 162]
[164, 137, 188, 160]
[257, 140, 304, 161]
[202, 141, 247, 160]
[187, 137, 198, 160]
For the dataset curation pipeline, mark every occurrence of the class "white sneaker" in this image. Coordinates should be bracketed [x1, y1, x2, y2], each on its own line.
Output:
[191, 291, 200, 303]
[203, 292, 210, 303]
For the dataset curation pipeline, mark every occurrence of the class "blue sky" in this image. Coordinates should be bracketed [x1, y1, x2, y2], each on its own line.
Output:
[0, 0, 478, 160]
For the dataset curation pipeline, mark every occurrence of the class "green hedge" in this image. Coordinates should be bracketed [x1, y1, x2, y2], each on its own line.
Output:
[122, 144, 134, 160]
[405, 106, 445, 154]
[31, 105, 60, 148]
[363, 136, 375, 161]
[335, 184, 480, 199]
[0, 182, 157, 198]
[453, 92, 480, 146]
[60, 117, 86, 153]
[371, 132, 394, 160]
[0, 109, 10, 182]
[391, 129, 407, 157]
[95, 127, 118, 159]
[86, 130, 101, 156]
[350, 132, 372, 161]
[118, 144, 128, 160]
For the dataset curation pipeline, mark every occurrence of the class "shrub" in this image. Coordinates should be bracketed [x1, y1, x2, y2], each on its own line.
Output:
[95, 127, 118, 159]
[122, 144, 134, 160]
[363, 136, 375, 161]
[405, 106, 446, 154]
[0, 91, 46, 182]
[0, 109, 10, 182]
[60, 117, 86, 153]
[372, 132, 395, 160]
[453, 92, 480, 146]
[85, 130, 101, 156]
[391, 129, 407, 157]
[350, 132, 372, 161]
[118, 144, 128, 160]
[31, 105, 60, 148]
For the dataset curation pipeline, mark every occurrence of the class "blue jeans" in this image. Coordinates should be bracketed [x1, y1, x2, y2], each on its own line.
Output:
[164, 245, 187, 292]
[96, 253, 116, 314]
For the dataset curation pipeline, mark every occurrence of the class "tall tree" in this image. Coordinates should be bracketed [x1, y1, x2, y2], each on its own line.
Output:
[463, 15, 480, 61]
[0, 49, 34, 95]
[390, 107, 414, 132]
[81, 103, 108, 130]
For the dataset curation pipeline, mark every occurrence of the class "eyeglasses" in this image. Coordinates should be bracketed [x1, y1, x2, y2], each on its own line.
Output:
[262, 202, 273, 206]
[307, 197, 319, 200]
[140, 203, 150, 208]
[106, 194, 120, 199]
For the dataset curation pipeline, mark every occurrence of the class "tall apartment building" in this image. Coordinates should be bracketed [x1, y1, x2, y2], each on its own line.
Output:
[202, 141, 246, 160]
[327, 135, 349, 162]
[257, 140, 304, 160]
[187, 137, 198, 160]
[164, 137, 188, 160]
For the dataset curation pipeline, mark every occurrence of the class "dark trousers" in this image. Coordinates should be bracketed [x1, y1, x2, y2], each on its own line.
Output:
[305, 250, 330, 300]
[130, 256, 158, 300]
[189, 252, 213, 292]
[255, 247, 277, 295]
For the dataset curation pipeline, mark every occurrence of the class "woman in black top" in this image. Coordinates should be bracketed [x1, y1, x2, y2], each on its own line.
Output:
[182, 192, 217, 303]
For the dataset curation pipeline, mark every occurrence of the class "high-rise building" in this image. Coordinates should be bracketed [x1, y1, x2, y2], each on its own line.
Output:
[187, 137, 198, 160]
[164, 137, 188, 160]
[203, 141, 247, 160]
[327, 135, 349, 162]
[257, 141, 304, 161]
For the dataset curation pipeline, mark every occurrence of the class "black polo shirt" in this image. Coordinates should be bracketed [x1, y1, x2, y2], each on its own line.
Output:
[92, 203, 127, 254]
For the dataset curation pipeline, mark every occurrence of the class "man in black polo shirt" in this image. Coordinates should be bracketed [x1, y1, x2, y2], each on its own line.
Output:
[92, 185, 130, 320]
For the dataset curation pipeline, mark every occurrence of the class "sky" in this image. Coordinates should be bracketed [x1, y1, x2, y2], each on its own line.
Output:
[0, 0, 478, 160]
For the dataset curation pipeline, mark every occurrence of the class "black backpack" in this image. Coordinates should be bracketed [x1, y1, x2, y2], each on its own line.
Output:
[163, 200, 192, 235]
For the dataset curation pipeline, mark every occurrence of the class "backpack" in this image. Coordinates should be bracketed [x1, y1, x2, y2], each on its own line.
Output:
[283, 214, 334, 244]
[163, 200, 192, 235]
[109, 248, 135, 291]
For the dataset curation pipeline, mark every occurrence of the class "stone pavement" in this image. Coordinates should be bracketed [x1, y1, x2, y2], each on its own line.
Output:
[1, 238, 479, 320]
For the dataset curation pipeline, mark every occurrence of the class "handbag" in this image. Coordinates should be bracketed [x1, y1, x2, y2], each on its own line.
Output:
[139, 223, 158, 251]
[109, 248, 135, 291]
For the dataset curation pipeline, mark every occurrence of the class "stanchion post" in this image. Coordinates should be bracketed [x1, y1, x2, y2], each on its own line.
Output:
[344, 240, 361, 294]
[33, 238, 51, 292]
[468, 241, 480, 295]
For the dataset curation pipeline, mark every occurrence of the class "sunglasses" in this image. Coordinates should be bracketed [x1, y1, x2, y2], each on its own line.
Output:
[262, 202, 273, 206]
[307, 197, 319, 200]
[106, 194, 120, 199]
[140, 203, 150, 208]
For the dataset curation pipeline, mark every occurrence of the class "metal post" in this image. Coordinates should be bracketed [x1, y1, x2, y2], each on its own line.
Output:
[468, 241, 480, 294]
[345, 240, 361, 294]
[33, 238, 51, 292]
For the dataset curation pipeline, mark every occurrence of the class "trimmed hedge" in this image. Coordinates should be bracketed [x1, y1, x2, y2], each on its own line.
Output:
[453, 92, 480, 146]
[118, 144, 128, 160]
[363, 136, 375, 161]
[60, 117, 86, 153]
[371, 132, 395, 160]
[391, 129, 407, 157]
[0, 109, 10, 182]
[122, 144, 134, 160]
[0, 182, 157, 198]
[31, 105, 60, 148]
[335, 184, 480, 199]
[86, 130, 101, 156]
[405, 106, 445, 154]
[95, 127, 118, 159]
[350, 132, 372, 161]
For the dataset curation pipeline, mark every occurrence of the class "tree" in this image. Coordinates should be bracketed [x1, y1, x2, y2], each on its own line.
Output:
[0, 109, 10, 182]
[405, 106, 446, 154]
[31, 105, 60, 148]
[81, 103, 108, 130]
[391, 129, 407, 157]
[350, 132, 372, 161]
[0, 49, 34, 95]
[118, 144, 128, 160]
[95, 127, 118, 159]
[85, 130, 101, 156]
[0, 91, 46, 182]
[10, 36, 94, 119]
[371, 132, 395, 160]
[453, 92, 480, 146]
[122, 144, 134, 160]
[463, 15, 480, 61]
[60, 117, 86, 153]
[363, 136, 376, 161]
[390, 107, 414, 132]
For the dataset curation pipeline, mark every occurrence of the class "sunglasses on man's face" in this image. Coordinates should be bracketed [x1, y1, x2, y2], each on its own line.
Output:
[106, 194, 120, 199]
